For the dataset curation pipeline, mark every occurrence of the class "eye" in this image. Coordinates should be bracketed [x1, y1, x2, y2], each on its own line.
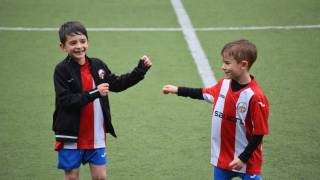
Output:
[80, 39, 87, 44]
[69, 41, 77, 45]
[222, 61, 230, 65]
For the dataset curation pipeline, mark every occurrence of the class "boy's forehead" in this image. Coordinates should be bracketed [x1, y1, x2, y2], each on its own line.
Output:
[65, 33, 87, 41]
[221, 53, 235, 61]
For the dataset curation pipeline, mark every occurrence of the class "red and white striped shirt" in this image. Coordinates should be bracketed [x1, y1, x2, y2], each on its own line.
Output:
[55, 60, 106, 150]
[202, 78, 269, 175]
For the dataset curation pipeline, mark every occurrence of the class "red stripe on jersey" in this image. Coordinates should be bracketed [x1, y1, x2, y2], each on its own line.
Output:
[78, 60, 95, 149]
[217, 90, 236, 169]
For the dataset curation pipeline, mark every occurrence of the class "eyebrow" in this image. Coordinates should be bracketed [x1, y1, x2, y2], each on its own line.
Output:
[223, 58, 233, 61]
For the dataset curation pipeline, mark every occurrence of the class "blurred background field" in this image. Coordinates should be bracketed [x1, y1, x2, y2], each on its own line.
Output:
[0, 0, 319, 179]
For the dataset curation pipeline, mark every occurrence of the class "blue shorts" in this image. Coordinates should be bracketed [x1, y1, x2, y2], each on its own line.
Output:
[214, 166, 261, 180]
[57, 148, 107, 170]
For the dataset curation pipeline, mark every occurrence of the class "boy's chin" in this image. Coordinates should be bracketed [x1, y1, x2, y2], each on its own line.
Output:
[71, 54, 86, 60]
[223, 74, 232, 79]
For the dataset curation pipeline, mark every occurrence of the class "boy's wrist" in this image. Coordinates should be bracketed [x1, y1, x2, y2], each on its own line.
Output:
[88, 88, 102, 99]
[137, 59, 150, 72]
[238, 152, 250, 163]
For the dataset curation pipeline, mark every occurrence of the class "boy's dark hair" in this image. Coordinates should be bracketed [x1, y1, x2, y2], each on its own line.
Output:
[221, 39, 257, 69]
[59, 21, 88, 44]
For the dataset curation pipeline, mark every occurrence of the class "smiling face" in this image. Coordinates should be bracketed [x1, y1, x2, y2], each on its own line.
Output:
[220, 39, 256, 84]
[220, 52, 251, 84]
[60, 33, 88, 65]
[221, 55, 244, 80]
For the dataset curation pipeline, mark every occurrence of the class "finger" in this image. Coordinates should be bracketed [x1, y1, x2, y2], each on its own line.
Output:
[98, 84, 107, 89]
[102, 83, 109, 87]
[234, 165, 241, 170]
[229, 161, 236, 168]
[162, 88, 169, 94]
[231, 164, 238, 170]
[140, 55, 147, 60]
[145, 61, 152, 66]
[163, 86, 170, 91]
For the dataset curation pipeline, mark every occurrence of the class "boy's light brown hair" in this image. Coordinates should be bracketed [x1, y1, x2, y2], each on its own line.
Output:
[221, 39, 257, 69]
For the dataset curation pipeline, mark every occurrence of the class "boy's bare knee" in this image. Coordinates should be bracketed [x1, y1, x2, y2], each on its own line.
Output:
[65, 169, 80, 180]
[92, 174, 107, 180]
[90, 164, 107, 180]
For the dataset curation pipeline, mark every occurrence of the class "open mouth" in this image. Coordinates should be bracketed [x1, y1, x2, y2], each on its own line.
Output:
[74, 49, 85, 55]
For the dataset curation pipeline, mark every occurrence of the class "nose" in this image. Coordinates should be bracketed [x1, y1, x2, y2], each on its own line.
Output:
[75, 42, 82, 49]
[221, 63, 226, 70]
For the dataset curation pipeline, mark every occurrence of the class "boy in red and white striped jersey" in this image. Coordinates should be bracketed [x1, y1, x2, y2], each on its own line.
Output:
[162, 39, 269, 180]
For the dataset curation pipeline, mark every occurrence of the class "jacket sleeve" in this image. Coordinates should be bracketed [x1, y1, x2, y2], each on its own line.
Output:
[54, 65, 101, 108]
[105, 59, 150, 92]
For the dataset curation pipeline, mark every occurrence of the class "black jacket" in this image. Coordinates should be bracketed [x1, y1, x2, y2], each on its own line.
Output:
[52, 56, 149, 142]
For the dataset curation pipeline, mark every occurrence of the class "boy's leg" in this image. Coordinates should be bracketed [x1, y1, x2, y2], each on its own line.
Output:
[57, 149, 83, 180]
[83, 148, 108, 180]
[65, 169, 80, 180]
[89, 164, 107, 180]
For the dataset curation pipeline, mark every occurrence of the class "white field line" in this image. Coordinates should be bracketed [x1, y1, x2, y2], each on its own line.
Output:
[0, 24, 319, 32]
[171, 0, 216, 87]
[1, 24, 319, 86]
[0, 27, 181, 32]
[196, 24, 320, 31]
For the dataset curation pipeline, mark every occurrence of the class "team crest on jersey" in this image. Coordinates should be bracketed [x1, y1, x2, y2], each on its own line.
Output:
[237, 102, 247, 113]
[98, 69, 105, 80]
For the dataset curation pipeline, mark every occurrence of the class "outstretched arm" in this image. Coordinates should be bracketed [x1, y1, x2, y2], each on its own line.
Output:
[162, 85, 204, 100]
[107, 55, 152, 92]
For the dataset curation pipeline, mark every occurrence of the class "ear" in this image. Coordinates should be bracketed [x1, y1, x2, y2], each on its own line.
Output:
[59, 43, 66, 52]
[240, 60, 249, 69]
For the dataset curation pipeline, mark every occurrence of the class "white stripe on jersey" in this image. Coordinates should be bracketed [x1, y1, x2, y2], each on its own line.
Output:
[234, 88, 254, 173]
[63, 142, 77, 149]
[210, 79, 230, 165]
[93, 97, 106, 148]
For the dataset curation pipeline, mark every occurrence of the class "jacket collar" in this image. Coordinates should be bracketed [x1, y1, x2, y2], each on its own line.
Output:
[65, 55, 91, 67]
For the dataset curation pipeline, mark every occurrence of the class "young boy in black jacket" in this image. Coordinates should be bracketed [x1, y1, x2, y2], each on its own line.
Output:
[53, 21, 152, 180]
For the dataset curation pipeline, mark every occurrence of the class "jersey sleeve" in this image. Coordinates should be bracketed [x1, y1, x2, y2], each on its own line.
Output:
[249, 95, 269, 135]
[202, 80, 222, 104]
[177, 87, 203, 99]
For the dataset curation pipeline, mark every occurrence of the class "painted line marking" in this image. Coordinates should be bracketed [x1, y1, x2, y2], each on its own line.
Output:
[0, 27, 181, 32]
[196, 24, 320, 31]
[0, 24, 319, 32]
[171, 0, 216, 87]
